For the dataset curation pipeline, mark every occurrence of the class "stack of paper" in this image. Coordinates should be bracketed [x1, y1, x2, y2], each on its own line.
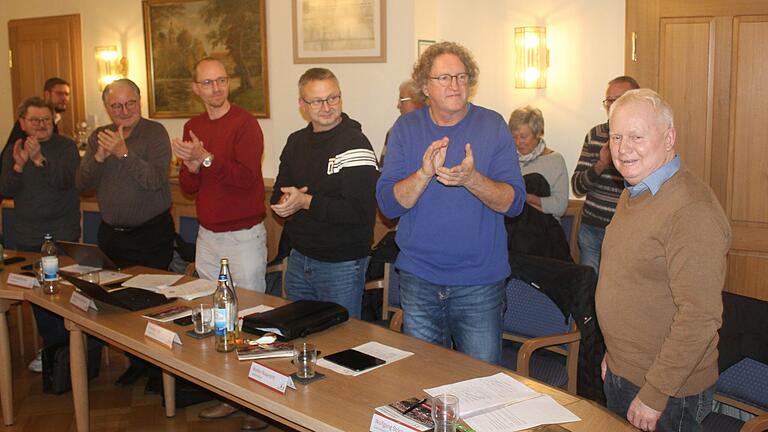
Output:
[424, 373, 580, 432]
[122, 274, 184, 293]
[160, 278, 217, 300]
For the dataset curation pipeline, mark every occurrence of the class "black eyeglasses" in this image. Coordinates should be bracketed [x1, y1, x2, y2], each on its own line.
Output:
[602, 97, 620, 108]
[429, 73, 471, 87]
[196, 77, 229, 88]
[302, 94, 342, 109]
[24, 116, 53, 125]
[109, 100, 138, 112]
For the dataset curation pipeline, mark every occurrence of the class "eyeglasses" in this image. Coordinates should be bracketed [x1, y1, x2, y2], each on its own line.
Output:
[602, 97, 620, 108]
[398, 97, 412, 104]
[429, 73, 471, 87]
[24, 116, 53, 125]
[196, 77, 229, 88]
[109, 99, 138, 112]
[302, 94, 341, 109]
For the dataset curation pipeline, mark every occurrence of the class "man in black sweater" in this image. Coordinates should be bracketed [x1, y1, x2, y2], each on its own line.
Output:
[271, 68, 378, 319]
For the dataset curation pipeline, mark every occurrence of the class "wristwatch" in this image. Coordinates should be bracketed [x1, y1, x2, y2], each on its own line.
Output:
[203, 153, 213, 168]
[202, 152, 214, 168]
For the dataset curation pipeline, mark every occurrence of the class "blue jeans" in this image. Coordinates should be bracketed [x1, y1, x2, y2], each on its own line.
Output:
[604, 368, 714, 432]
[285, 249, 368, 319]
[398, 270, 504, 364]
[578, 223, 605, 275]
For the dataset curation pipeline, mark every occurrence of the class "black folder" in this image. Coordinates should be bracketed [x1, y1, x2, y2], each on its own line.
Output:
[241, 300, 349, 341]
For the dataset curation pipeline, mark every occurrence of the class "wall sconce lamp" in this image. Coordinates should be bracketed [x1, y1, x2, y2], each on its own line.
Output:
[514, 26, 549, 89]
[95, 46, 128, 90]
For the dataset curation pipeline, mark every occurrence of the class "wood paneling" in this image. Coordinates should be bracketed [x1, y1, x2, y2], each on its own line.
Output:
[658, 17, 714, 181]
[627, 0, 768, 300]
[729, 17, 768, 225]
[8, 14, 85, 139]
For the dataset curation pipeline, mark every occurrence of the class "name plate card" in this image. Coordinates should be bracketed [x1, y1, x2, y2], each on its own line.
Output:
[7, 273, 37, 289]
[248, 361, 295, 394]
[69, 291, 98, 312]
[144, 322, 182, 349]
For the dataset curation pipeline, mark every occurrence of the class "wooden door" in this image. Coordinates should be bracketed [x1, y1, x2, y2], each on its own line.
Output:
[8, 14, 85, 139]
[626, 0, 768, 301]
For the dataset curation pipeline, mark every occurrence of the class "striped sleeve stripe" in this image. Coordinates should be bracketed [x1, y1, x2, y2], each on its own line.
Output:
[327, 148, 379, 174]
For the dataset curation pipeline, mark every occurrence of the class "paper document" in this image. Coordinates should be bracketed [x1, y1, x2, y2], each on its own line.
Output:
[463, 394, 580, 432]
[122, 274, 183, 291]
[61, 264, 101, 274]
[98, 270, 132, 285]
[425, 373, 540, 418]
[161, 278, 217, 300]
[317, 341, 413, 376]
[238, 304, 274, 318]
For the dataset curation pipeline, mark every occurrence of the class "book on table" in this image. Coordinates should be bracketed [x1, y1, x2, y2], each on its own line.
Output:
[236, 342, 294, 361]
[370, 397, 433, 432]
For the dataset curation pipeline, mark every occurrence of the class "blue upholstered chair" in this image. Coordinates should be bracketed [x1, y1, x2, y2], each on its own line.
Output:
[501, 278, 581, 394]
[716, 358, 768, 416]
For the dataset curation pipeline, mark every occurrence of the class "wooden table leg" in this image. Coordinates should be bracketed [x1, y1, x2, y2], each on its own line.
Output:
[0, 300, 14, 426]
[65, 319, 89, 432]
[162, 371, 176, 417]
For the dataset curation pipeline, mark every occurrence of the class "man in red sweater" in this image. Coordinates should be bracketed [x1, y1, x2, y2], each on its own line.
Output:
[172, 57, 268, 430]
[596, 89, 730, 432]
[172, 57, 267, 291]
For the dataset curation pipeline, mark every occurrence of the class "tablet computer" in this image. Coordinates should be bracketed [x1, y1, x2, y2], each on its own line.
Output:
[323, 349, 385, 372]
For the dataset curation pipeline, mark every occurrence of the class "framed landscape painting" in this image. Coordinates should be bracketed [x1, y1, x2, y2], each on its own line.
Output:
[292, 0, 386, 63]
[143, 0, 269, 118]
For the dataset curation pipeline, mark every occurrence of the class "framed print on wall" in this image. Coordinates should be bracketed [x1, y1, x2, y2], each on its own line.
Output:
[142, 0, 269, 118]
[292, 0, 387, 63]
[418, 39, 435, 57]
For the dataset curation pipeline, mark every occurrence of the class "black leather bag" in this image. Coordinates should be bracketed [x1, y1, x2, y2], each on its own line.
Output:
[42, 337, 103, 394]
[241, 300, 349, 341]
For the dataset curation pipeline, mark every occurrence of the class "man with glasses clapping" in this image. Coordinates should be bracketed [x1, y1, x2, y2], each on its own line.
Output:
[271, 67, 378, 320]
[376, 41, 526, 364]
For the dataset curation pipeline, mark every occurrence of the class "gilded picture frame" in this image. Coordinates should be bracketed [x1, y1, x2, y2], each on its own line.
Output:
[292, 0, 387, 64]
[142, 0, 269, 118]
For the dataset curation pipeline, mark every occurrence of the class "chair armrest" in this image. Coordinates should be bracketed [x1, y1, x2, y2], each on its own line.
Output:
[389, 309, 403, 332]
[365, 278, 385, 290]
[516, 329, 580, 378]
[743, 414, 768, 432]
[265, 257, 288, 298]
[184, 262, 196, 277]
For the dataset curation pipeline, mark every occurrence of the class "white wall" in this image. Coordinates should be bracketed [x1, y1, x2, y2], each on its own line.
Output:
[0, 0, 624, 188]
[424, 0, 626, 188]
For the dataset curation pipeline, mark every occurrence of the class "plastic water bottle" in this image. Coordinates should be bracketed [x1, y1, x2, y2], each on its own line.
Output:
[213, 258, 238, 352]
[40, 233, 59, 295]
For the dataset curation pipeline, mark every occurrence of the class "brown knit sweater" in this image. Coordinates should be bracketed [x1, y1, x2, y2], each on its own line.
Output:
[596, 166, 731, 411]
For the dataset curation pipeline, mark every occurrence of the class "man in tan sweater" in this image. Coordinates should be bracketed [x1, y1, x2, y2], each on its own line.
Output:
[596, 89, 731, 432]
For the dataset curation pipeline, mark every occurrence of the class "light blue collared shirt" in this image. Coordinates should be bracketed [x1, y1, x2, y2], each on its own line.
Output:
[626, 155, 681, 198]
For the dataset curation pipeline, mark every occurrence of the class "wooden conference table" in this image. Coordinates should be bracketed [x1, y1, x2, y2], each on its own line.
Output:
[0, 251, 635, 432]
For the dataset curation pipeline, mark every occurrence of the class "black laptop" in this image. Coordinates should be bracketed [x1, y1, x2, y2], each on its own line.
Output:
[56, 241, 119, 270]
[61, 273, 172, 312]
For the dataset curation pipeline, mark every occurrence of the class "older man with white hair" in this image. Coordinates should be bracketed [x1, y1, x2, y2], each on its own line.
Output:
[596, 89, 731, 432]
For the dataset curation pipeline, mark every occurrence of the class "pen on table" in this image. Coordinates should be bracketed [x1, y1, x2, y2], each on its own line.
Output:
[402, 398, 427, 415]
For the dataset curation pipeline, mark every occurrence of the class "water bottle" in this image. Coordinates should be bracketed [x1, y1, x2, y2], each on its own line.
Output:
[40, 233, 59, 295]
[213, 258, 238, 352]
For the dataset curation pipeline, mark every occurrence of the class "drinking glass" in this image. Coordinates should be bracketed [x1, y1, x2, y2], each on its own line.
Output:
[192, 305, 214, 334]
[293, 342, 317, 379]
[431, 394, 460, 432]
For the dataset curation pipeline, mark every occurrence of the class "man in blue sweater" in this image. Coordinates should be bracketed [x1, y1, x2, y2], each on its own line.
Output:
[376, 42, 525, 363]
